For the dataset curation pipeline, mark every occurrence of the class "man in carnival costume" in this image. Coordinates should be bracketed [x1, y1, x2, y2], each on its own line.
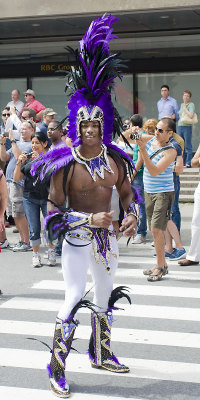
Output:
[31, 14, 138, 398]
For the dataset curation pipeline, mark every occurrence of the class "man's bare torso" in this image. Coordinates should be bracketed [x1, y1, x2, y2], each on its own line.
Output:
[67, 155, 119, 213]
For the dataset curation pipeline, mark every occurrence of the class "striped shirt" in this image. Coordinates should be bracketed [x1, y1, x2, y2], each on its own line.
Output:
[143, 138, 175, 193]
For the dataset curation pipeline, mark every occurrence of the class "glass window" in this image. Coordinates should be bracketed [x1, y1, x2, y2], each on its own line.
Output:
[32, 76, 69, 121]
[112, 74, 133, 123]
[0, 78, 27, 111]
[137, 71, 200, 151]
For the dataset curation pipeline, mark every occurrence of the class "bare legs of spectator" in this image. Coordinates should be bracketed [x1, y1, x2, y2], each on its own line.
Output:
[165, 220, 184, 253]
[152, 227, 166, 268]
[14, 216, 29, 244]
[145, 227, 168, 281]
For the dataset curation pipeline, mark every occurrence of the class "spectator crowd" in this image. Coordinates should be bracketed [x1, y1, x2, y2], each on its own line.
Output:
[0, 85, 199, 279]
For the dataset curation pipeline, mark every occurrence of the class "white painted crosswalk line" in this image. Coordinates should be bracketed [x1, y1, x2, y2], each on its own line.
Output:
[1, 349, 200, 384]
[32, 280, 200, 299]
[0, 386, 149, 400]
[2, 296, 200, 321]
[58, 265, 200, 281]
[1, 319, 200, 348]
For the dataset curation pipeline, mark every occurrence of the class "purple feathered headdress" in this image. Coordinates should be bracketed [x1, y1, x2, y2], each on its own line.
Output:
[65, 13, 125, 146]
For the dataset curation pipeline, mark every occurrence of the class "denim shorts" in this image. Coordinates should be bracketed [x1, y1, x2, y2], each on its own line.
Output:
[6, 182, 25, 217]
[144, 191, 174, 231]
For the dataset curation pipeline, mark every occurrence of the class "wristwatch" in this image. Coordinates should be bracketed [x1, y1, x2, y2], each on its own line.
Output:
[11, 139, 16, 143]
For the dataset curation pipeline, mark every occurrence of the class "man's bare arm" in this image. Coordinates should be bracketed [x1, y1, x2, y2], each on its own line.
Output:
[48, 167, 68, 212]
[137, 138, 177, 176]
[191, 145, 200, 167]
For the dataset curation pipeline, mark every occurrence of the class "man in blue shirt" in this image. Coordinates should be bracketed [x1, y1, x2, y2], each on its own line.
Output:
[157, 85, 179, 122]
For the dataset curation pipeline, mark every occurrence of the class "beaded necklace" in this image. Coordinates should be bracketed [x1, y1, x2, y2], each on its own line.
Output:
[72, 144, 114, 181]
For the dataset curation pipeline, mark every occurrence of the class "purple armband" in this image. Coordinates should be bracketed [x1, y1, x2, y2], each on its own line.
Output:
[126, 200, 139, 222]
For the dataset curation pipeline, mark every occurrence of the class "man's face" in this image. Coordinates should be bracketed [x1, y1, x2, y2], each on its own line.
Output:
[155, 121, 172, 143]
[47, 122, 62, 142]
[80, 120, 101, 146]
[161, 87, 169, 100]
[24, 93, 33, 102]
[21, 111, 31, 121]
[21, 121, 34, 141]
[1, 109, 10, 123]
[44, 114, 55, 125]
[11, 90, 19, 102]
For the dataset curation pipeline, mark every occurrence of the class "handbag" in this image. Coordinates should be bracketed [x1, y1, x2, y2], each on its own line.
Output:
[180, 111, 198, 125]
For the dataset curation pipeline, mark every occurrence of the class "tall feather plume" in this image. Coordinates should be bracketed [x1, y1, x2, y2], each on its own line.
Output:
[65, 13, 127, 146]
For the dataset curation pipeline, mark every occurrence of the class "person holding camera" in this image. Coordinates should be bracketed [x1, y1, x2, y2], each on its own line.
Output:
[136, 117, 177, 281]
[13, 131, 56, 267]
[0, 121, 34, 251]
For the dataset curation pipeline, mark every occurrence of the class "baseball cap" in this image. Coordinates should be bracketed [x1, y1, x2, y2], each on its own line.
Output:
[43, 108, 57, 116]
[24, 89, 36, 97]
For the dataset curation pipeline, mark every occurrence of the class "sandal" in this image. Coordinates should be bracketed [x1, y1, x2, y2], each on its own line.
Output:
[143, 265, 168, 276]
[147, 267, 165, 282]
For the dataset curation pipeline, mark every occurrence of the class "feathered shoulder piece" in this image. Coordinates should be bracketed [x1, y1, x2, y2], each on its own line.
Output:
[30, 147, 74, 182]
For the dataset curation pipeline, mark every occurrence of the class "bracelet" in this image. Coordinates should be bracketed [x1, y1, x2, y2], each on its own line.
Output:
[11, 139, 16, 144]
[88, 213, 93, 226]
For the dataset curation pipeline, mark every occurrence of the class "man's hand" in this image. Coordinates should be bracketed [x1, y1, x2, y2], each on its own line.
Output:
[92, 211, 114, 228]
[9, 106, 16, 115]
[119, 214, 137, 237]
[8, 128, 14, 141]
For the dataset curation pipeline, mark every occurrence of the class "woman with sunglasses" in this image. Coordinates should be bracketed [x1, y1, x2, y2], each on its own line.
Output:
[13, 131, 56, 268]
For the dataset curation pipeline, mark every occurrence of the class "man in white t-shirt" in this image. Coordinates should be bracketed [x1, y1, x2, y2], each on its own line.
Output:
[7, 89, 24, 116]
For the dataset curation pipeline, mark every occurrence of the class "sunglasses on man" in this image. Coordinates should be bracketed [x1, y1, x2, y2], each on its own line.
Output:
[155, 126, 172, 134]
[2, 113, 10, 117]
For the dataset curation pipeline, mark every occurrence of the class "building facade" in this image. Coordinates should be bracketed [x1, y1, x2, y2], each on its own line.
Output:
[1, 1, 200, 148]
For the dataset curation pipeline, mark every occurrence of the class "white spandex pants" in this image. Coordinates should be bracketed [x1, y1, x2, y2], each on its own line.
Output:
[57, 229, 119, 320]
[187, 182, 200, 262]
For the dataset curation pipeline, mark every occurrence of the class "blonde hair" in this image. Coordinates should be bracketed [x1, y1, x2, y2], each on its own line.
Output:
[143, 118, 158, 133]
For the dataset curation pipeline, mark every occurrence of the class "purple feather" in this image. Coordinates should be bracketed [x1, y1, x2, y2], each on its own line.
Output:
[30, 147, 73, 180]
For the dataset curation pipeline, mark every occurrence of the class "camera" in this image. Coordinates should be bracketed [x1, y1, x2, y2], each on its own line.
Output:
[3, 132, 9, 138]
[130, 132, 141, 140]
[123, 124, 130, 130]
[26, 152, 33, 159]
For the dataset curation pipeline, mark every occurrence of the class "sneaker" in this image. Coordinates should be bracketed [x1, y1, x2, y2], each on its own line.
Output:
[12, 241, 23, 251]
[168, 248, 186, 261]
[32, 253, 42, 268]
[0, 239, 9, 249]
[13, 242, 32, 252]
[153, 251, 174, 258]
[132, 234, 146, 244]
[47, 249, 56, 266]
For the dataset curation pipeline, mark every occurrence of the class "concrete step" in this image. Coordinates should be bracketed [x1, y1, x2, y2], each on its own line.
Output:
[180, 168, 199, 175]
[180, 187, 196, 194]
[179, 194, 194, 203]
[181, 181, 199, 188]
[179, 175, 199, 181]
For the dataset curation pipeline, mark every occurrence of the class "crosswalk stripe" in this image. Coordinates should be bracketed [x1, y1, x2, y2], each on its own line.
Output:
[1, 349, 200, 384]
[57, 267, 200, 281]
[0, 386, 149, 400]
[1, 296, 200, 322]
[32, 280, 200, 299]
[1, 319, 200, 348]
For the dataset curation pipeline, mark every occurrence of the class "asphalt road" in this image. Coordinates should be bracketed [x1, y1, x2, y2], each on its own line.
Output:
[0, 203, 200, 400]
